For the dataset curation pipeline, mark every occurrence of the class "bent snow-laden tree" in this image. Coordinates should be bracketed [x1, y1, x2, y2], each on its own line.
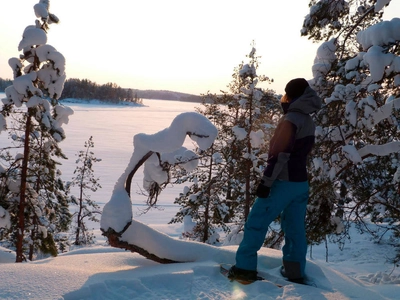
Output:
[302, 0, 400, 263]
[0, 0, 73, 262]
[100, 112, 218, 263]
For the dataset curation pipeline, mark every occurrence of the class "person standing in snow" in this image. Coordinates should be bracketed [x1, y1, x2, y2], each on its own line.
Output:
[228, 78, 322, 284]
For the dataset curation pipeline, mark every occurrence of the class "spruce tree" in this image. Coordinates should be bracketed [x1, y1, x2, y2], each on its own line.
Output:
[302, 0, 400, 262]
[170, 46, 281, 243]
[67, 136, 101, 246]
[0, 0, 73, 262]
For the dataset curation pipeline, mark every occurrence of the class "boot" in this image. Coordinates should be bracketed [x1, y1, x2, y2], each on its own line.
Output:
[228, 265, 258, 282]
[280, 265, 305, 284]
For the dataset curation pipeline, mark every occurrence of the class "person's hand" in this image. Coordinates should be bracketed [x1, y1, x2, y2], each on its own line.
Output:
[256, 181, 270, 198]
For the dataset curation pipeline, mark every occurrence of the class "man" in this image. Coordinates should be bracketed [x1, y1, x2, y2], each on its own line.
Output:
[228, 78, 322, 284]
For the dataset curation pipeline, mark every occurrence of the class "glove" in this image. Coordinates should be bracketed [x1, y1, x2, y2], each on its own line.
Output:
[256, 184, 270, 198]
[256, 179, 270, 198]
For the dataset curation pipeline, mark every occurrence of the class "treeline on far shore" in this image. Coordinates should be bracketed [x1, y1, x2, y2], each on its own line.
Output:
[0, 77, 141, 104]
[0, 78, 12, 92]
[60, 78, 142, 104]
[0, 77, 202, 103]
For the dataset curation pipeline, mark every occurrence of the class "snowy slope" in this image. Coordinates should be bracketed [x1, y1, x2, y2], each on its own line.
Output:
[0, 230, 399, 300]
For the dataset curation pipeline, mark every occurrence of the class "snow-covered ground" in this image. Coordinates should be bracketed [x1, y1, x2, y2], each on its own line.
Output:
[0, 224, 399, 300]
[0, 97, 399, 299]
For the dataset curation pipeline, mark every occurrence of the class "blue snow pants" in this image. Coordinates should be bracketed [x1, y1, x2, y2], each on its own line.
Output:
[235, 180, 309, 278]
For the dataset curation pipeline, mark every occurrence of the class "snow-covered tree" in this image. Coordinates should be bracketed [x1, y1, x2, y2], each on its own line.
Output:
[101, 112, 218, 262]
[0, 0, 73, 262]
[170, 46, 281, 244]
[302, 0, 400, 262]
[67, 136, 101, 246]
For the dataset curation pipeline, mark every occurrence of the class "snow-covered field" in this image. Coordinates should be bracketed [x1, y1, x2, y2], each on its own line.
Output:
[0, 96, 399, 299]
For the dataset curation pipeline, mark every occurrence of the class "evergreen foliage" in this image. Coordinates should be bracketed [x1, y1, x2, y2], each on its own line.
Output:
[170, 46, 282, 244]
[0, 0, 72, 262]
[0, 78, 13, 92]
[67, 136, 101, 246]
[301, 0, 400, 263]
[60, 78, 142, 104]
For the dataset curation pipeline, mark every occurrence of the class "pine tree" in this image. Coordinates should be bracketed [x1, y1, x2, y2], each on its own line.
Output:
[67, 136, 101, 246]
[0, 0, 73, 262]
[170, 46, 281, 243]
[302, 0, 400, 262]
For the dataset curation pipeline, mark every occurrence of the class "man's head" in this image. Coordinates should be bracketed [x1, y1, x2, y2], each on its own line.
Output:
[284, 78, 309, 100]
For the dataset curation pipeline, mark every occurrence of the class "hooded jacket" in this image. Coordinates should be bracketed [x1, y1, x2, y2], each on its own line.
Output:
[262, 86, 322, 187]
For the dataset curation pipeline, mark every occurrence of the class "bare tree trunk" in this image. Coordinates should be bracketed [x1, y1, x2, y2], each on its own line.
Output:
[75, 147, 89, 245]
[202, 147, 215, 243]
[203, 199, 210, 243]
[75, 215, 82, 245]
[29, 232, 34, 260]
[244, 175, 251, 221]
[16, 114, 32, 262]
[244, 96, 254, 221]
[105, 228, 179, 264]
[29, 167, 42, 260]
[74, 192, 83, 245]
[28, 219, 37, 261]
[244, 145, 252, 221]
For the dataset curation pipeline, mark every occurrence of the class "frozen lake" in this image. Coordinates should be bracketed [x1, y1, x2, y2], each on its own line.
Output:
[0, 93, 201, 225]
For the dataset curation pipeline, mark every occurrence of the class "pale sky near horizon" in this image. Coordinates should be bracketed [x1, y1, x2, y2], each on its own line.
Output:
[0, 0, 399, 96]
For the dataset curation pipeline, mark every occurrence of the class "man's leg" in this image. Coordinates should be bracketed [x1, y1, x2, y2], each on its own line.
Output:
[235, 181, 295, 271]
[281, 181, 309, 279]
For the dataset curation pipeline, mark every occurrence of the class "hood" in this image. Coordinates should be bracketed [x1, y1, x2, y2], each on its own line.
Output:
[287, 86, 322, 114]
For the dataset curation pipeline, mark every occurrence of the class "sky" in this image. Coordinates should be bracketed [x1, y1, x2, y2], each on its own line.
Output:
[1, 0, 395, 96]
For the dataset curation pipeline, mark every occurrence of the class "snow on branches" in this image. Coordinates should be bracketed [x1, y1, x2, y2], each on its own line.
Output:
[1, 0, 72, 138]
[303, 1, 400, 252]
[101, 112, 217, 234]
